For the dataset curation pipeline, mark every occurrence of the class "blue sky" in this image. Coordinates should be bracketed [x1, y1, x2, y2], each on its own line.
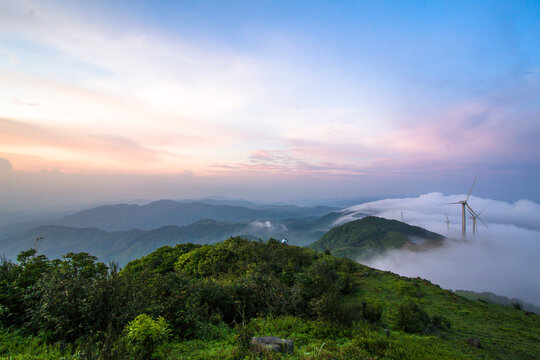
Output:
[0, 0, 539, 209]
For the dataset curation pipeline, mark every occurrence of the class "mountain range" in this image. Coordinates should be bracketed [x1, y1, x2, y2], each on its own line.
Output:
[0, 199, 349, 265]
[1, 200, 446, 267]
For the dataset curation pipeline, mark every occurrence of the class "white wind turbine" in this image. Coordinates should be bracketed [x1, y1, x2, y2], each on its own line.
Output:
[444, 214, 451, 234]
[444, 176, 486, 240]
[468, 209, 485, 235]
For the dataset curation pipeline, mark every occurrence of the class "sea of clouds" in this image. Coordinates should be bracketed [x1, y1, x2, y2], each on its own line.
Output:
[336, 193, 540, 306]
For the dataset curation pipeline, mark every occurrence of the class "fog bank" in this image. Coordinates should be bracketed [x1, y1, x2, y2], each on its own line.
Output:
[340, 193, 540, 305]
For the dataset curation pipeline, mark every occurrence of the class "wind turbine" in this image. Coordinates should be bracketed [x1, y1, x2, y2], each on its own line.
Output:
[444, 214, 451, 233]
[468, 209, 485, 235]
[444, 176, 484, 240]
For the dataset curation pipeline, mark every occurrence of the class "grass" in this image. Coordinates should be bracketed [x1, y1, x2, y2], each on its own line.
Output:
[0, 328, 75, 360]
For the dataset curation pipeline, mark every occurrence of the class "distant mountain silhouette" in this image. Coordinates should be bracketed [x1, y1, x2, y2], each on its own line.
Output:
[44, 200, 338, 231]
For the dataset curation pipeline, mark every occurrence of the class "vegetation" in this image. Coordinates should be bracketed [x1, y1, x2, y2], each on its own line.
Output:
[124, 314, 171, 359]
[310, 216, 444, 260]
[454, 289, 540, 314]
[0, 237, 539, 359]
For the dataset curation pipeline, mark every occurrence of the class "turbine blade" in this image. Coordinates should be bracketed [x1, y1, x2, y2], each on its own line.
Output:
[465, 204, 479, 217]
[466, 204, 487, 227]
[441, 202, 461, 205]
[476, 214, 487, 227]
[465, 175, 478, 202]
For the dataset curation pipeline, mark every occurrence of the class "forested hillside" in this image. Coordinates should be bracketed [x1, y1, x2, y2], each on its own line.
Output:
[1, 237, 538, 359]
[310, 216, 445, 260]
[0, 201, 342, 264]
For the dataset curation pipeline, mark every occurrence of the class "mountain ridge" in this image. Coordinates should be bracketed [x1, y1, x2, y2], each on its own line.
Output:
[310, 216, 445, 260]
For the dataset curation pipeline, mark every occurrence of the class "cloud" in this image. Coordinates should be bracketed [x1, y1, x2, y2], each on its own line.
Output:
[0, 117, 174, 172]
[0, 158, 12, 173]
[338, 192, 540, 231]
[179, 170, 194, 177]
[249, 220, 287, 232]
[0, 45, 18, 64]
[337, 193, 540, 305]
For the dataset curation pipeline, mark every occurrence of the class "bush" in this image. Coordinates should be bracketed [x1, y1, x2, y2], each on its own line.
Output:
[235, 321, 260, 353]
[361, 301, 383, 323]
[396, 302, 430, 333]
[431, 315, 451, 331]
[512, 302, 523, 310]
[27, 253, 112, 342]
[125, 314, 171, 359]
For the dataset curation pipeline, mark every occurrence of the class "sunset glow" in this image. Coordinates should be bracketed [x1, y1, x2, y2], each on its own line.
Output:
[1, 0, 539, 208]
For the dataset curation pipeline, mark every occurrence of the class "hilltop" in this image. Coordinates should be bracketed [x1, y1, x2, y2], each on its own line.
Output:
[0, 237, 538, 359]
[310, 216, 445, 260]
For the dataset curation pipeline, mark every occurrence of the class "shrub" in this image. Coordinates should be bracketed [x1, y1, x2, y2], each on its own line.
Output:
[337, 272, 357, 295]
[234, 321, 260, 353]
[396, 302, 430, 333]
[26, 253, 112, 342]
[361, 301, 383, 323]
[431, 315, 451, 331]
[312, 291, 363, 325]
[512, 302, 523, 310]
[125, 314, 171, 359]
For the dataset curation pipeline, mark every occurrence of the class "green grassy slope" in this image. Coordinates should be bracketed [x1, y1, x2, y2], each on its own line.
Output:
[124, 241, 540, 359]
[310, 216, 445, 259]
[1, 238, 538, 359]
[455, 290, 540, 314]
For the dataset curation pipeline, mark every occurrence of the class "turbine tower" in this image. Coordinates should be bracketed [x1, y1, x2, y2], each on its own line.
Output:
[468, 212, 477, 235]
[468, 209, 484, 235]
[444, 214, 451, 233]
[444, 176, 485, 240]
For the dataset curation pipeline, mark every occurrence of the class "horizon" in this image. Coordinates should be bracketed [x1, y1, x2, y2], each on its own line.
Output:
[1, 0, 540, 209]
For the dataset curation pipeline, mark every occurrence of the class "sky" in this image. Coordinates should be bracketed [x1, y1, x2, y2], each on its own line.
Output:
[1, 0, 539, 210]
[336, 193, 540, 305]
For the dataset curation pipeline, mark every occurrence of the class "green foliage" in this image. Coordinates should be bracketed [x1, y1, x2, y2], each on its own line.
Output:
[361, 301, 383, 323]
[27, 253, 112, 342]
[234, 321, 260, 353]
[396, 301, 431, 333]
[123, 243, 202, 275]
[0, 328, 74, 359]
[0, 250, 51, 328]
[310, 216, 444, 259]
[124, 314, 171, 359]
[431, 315, 451, 331]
